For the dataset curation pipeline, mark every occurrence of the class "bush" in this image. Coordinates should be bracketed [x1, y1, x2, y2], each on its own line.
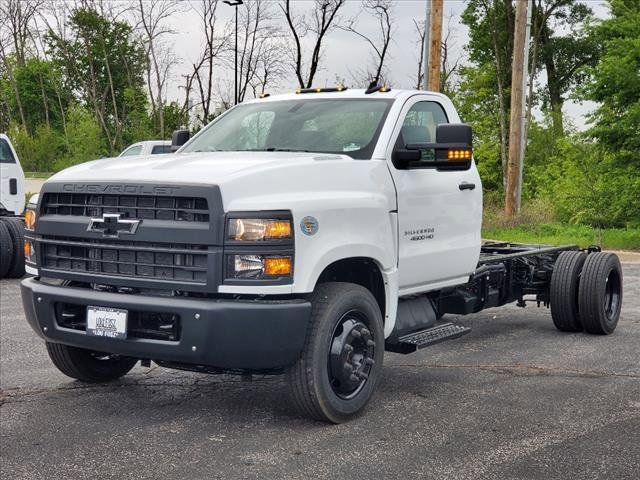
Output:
[9, 123, 63, 172]
[53, 105, 107, 171]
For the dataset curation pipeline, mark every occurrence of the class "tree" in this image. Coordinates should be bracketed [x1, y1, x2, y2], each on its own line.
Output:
[341, 0, 394, 86]
[188, 0, 227, 125]
[134, 0, 181, 139]
[47, 7, 148, 154]
[0, 57, 70, 133]
[279, 0, 346, 89]
[532, 0, 599, 136]
[585, 0, 640, 167]
[461, 0, 515, 189]
[0, 0, 44, 67]
[234, 0, 287, 102]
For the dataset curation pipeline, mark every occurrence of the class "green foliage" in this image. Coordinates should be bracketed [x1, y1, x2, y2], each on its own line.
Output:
[585, 0, 640, 166]
[0, 58, 71, 133]
[526, 135, 639, 227]
[8, 123, 63, 172]
[533, 1, 600, 134]
[483, 223, 640, 250]
[46, 6, 147, 154]
[453, 64, 504, 194]
[53, 105, 107, 172]
[162, 102, 190, 137]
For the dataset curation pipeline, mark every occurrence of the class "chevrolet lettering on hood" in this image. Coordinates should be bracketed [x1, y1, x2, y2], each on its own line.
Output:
[63, 183, 181, 195]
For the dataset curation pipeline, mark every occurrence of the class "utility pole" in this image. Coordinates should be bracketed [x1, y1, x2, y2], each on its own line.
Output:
[223, 0, 243, 105]
[427, 0, 443, 92]
[517, 0, 533, 212]
[422, 0, 431, 90]
[505, 0, 528, 216]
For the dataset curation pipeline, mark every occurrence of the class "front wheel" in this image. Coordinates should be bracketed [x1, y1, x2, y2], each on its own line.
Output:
[46, 342, 138, 382]
[286, 282, 384, 423]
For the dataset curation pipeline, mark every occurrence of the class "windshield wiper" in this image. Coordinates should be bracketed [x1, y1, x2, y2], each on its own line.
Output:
[264, 147, 310, 152]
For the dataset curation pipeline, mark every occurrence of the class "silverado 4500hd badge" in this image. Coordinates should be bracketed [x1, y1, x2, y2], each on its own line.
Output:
[405, 227, 435, 241]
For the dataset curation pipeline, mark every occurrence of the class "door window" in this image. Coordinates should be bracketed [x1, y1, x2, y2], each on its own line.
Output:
[151, 145, 172, 154]
[397, 101, 448, 163]
[0, 139, 16, 163]
[120, 145, 143, 156]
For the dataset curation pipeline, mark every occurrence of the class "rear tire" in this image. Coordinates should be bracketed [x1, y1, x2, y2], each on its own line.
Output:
[0, 217, 25, 278]
[46, 342, 138, 382]
[550, 251, 587, 332]
[578, 252, 623, 335]
[0, 221, 14, 279]
[286, 282, 384, 423]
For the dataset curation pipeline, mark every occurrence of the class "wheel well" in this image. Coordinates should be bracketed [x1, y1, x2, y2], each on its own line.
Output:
[316, 257, 386, 319]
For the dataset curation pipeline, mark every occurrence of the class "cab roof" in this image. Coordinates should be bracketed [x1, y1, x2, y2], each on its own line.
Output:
[244, 88, 450, 104]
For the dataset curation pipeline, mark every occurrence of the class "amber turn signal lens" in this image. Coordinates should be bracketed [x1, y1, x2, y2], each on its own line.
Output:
[264, 257, 292, 276]
[25, 209, 36, 231]
[447, 148, 472, 160]
[24, 239, 35, 262]
[264, 220, 292, 239]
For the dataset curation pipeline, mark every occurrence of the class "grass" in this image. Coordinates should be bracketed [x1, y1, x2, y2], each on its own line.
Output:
[483, 223, 640, 251]
[24, 172, 53, 179]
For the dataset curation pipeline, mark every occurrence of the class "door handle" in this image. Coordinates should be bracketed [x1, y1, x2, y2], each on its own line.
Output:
[459, 182, 476, 191]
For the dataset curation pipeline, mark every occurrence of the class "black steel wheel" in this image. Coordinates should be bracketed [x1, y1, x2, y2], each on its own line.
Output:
[287, 282, 384, 423]
[0, 217, 25, 278]
[0, 221, 14, 279]
[46, 342, 138, 382]
[578, 252, 623, 335]
[550, 251, 587, 332]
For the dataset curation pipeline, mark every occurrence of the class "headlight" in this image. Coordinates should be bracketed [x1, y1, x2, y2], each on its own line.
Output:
[226, 254, 292, 279]
[224, 212, 294, 283]
[24, 194, 39, 231]
[228, 218, 292, 242]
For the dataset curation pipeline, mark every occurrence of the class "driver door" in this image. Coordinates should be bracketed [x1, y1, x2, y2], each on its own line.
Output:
[388, 98, 482, 294]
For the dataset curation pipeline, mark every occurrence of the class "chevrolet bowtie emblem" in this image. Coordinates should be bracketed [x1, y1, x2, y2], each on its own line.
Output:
[87, 213, 141, 238]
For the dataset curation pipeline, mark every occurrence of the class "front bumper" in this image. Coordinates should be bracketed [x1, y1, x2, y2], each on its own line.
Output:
[21, 277, 311, 371]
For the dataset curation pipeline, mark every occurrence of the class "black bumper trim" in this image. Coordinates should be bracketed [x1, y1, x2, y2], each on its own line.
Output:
[21, 277, 311, 370]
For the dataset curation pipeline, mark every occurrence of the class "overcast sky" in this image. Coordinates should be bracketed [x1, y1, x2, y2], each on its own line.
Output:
[165, 0, 610, 129]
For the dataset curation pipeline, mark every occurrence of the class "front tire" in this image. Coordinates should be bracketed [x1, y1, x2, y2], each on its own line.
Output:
[287, 282, 384, 423]
[46, 342, 138, 382]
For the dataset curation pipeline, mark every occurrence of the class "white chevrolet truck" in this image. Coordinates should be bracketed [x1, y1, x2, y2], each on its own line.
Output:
[21, 88, 623, 423]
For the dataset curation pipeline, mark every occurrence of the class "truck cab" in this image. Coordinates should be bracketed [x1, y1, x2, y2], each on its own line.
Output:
[20, 89, 622, 423]
[0, 133, 26, 216]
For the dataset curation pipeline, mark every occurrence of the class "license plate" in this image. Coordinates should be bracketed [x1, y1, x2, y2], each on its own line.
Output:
[86, 306, 128, 339]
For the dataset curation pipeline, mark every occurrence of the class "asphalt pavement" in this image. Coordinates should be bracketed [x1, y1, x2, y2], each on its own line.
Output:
[1, 264, 639, 479]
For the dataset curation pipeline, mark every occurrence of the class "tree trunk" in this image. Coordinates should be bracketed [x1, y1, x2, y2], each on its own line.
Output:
[540, 27, 563, 136]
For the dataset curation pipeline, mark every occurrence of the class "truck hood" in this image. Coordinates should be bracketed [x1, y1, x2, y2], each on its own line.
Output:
[46, 150, 397, 214]
[48, 151, 350, 185]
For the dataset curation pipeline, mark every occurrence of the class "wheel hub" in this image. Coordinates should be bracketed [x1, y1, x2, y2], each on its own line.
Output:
[329, 313, 375, 399]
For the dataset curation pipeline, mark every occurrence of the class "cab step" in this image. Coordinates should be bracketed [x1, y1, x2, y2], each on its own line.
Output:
[385, 323, 471, 354]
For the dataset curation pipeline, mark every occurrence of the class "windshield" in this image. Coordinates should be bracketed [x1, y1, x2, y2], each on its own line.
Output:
[181, 99, 394, 159]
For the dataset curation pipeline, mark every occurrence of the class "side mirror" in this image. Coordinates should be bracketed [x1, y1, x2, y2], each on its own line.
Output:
[171, 129, 190, 152]
[436, 123, 473, 148]
[392, 149, 422, 169]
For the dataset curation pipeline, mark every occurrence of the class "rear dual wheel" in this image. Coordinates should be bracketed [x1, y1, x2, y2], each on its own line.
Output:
[578, 252, 623, 335]
[550, 251, 622, 335]
[287, 282, 384, 423]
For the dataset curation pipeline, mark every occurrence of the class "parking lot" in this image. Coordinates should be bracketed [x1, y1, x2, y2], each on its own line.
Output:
[1, 262, 639, 480]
